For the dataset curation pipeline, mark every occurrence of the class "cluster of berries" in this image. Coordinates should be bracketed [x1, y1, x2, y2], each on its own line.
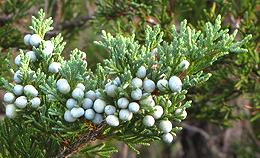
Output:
[4, 33, 57, 118]
[13, 33, 61, 83]
[5, 32, 191, 144]
[58, 63, 189, 143]
[15, 34, 54, 66]
[56, 79, 104, 124]
[4, 85, 40, 118]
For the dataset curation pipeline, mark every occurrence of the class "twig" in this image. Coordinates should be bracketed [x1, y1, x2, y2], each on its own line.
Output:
[47, 15, 94, 36]
[120, 143, 128, 158]
[182, 123, 210, 140]
[55, 124, 104, 158]
[0, 14, 13, 25]
[61, 15, 93, 29]
[44, 0, 49, 14]
[182, 122, 226, 158]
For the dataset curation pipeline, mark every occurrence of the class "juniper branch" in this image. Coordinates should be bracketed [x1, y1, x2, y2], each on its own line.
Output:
[0, 9, 251, 158]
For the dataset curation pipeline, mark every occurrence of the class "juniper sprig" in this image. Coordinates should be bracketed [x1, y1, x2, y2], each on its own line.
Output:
[0, 9, 251, 157]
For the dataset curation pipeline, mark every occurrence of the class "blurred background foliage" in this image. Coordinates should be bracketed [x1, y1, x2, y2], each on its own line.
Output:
[0, 0, 259, 157]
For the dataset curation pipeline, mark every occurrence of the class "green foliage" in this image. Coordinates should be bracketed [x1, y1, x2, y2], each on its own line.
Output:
[92, 12, 250, 155]
[60, 49, 89, 84]
[184, 0, 260, 128]
[79, 142, 118, 158]
[0, 119, 59, 158]
[94, 0, 259, 130]
[0, 25, 23, 48]
[0, 2, 256, 158]
[0, 49, 11, 84]
[94, 0, 173, 41]
[30, 9, 54, 38]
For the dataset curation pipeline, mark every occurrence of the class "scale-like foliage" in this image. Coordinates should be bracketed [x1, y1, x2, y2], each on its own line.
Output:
[0, 9, 251, 158]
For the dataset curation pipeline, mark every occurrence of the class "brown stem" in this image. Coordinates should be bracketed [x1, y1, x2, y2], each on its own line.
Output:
[0, 14, 13, 26]
[182, 123, 210, 140]
[44, 0, 49, 13]
[55, 124, 104, 158]
[120, 143, 129, 158]
[47, 15, 93, 36]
